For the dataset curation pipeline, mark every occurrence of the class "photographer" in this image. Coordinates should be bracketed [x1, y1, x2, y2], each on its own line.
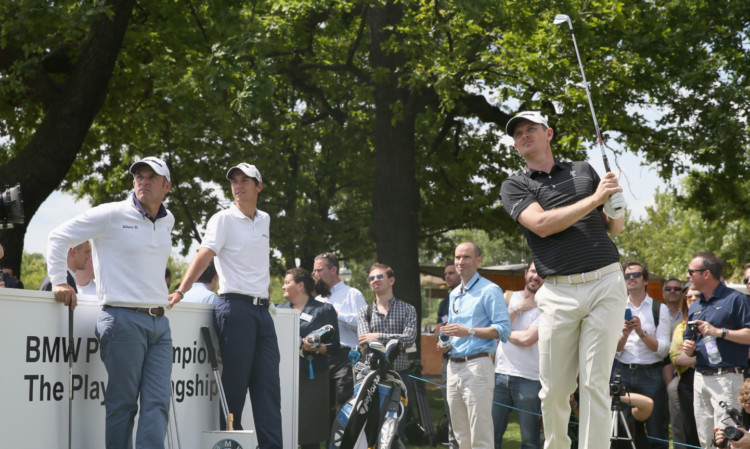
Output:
[609, 378, 655, 449]
[714, 379, 750, 449]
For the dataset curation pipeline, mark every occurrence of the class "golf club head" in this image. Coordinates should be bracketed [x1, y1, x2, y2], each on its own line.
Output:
[385, 339, 402, 364]
[554, 14, 572, 28]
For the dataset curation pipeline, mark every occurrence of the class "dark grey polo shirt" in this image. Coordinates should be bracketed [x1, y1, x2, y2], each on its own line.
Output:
[500, 159, 620, 278]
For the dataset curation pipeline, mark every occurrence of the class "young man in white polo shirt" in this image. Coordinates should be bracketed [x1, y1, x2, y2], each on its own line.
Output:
[169, 163, 281, 449]
[47, 156, 174, 449]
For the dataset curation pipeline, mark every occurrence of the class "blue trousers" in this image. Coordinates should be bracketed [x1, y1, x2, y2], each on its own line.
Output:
[612, 362, 668, 449]
[96, 307, 172, 449]
[492, 373, 542, 449]
[215, 296, 282, 449]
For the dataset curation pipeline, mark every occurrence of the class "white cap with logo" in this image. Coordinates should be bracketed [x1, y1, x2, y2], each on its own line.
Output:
[505, 111, 549, 137]
[129, 156, 171, 182]
[226, 163, 262, 183]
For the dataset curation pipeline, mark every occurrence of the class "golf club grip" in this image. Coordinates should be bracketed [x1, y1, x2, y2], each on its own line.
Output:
[200, 325, 220, 370]
[611, 191, 625, 211]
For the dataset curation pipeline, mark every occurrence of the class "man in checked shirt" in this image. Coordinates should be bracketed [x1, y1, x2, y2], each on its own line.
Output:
[358, 262, 418, 441]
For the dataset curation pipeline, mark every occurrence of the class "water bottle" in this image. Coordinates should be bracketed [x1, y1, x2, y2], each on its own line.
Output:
[703, 335, 723, 365]
[438, 332, 451, 348]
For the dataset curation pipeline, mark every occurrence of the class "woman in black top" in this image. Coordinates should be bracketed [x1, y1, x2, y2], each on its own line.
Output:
[280, 268, 340, 449]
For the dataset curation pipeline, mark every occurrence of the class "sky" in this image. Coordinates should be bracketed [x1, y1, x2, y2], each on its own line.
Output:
[23, 149, 671, 256]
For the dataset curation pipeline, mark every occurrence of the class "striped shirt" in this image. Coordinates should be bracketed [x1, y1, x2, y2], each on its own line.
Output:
[500, 159, 620, 278]
[358, 297, 417, 371]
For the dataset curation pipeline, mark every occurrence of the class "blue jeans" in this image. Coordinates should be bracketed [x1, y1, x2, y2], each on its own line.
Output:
[492, 373, 542, 449]
[96, 307, 172, 449]
[612, 362, 667, 449]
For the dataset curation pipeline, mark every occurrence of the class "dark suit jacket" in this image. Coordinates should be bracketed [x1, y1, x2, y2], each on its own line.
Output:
[39, 271, 78, 293]
[280, 295, 340, 375]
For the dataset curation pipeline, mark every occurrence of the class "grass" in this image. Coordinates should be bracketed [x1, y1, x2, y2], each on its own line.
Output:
[405, 379, 523, 449]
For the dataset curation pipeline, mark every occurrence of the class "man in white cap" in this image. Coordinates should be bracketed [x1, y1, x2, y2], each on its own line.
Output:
[169, 163, 282, 448]
[500, 112, 627, 449]
[47, 156, 174, 449]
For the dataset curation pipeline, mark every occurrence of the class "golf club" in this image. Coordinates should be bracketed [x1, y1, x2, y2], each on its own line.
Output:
[554, 13, 625, 212]
[68, 304, 73, 449]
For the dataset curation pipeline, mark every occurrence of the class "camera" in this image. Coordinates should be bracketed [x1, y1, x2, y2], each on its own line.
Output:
[714, 401, 745, 448]
[610, 374, 627, 396]
[1, 184, 24, 230]
[304, 324, 334, 348]
[687, 320, 700, 338]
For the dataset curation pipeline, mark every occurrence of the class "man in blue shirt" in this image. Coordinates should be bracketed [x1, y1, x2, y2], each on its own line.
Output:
[682, 251, 750, 448]
[439, 241, 510, 449]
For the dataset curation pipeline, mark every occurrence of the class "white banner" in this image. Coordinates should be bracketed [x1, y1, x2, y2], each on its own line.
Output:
[0, 288, 298, 449]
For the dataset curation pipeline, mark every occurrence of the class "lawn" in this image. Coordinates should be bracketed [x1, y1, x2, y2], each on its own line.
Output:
[404, 379, 524, 449]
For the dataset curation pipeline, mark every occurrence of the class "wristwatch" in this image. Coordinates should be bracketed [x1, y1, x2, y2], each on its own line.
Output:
[469, 328, 476, 337]
[639, 331, 647, 339]
[510, 305, 519, 313]
[721, 328, 728, 339]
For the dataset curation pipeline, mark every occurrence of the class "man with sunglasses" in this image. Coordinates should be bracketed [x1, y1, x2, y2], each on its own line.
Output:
[438, 241, 510, 449]
[661, 278, 688, 446]
[613, 262, 670, 448]
[682, 252, 750, 448]
[357, 263, 417, 441]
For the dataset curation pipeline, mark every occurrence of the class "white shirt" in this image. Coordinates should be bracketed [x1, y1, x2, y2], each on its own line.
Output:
[617, 294, 671, 364]
[182, 282, 219, 304]
[316, 281, 367, 348]
[494, 291, 541, 380]
[78, 280, 97, 296]
[47, 197, 173, 307]
[201, 204, 270, 297]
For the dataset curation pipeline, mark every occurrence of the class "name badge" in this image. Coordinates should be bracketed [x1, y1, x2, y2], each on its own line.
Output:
[300, 313, 313, 322]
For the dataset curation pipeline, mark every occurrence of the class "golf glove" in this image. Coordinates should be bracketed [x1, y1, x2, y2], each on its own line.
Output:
[604, 192, 625, 219]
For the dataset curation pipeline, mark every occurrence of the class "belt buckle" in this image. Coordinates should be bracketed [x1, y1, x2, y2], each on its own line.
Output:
[147, 307, 159, 317]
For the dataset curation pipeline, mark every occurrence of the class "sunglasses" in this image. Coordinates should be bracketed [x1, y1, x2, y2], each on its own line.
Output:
[687, 269, 708, 276]
[624, 272, 643, 280]
[368, 273, 385, 282]
[664, 286, 682, 292]
[687, 293, 701, 299]
[744, 277, 750, 284]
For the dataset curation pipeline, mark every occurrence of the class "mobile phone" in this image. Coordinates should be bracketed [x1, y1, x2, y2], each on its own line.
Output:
[624, 308, 632, 321]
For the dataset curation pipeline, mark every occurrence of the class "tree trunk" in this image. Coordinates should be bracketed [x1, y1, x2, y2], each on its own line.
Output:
[368, 2, 423, 336]
[0, 0, 136, 276]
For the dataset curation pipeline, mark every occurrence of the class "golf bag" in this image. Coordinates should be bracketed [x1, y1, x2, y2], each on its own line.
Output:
[329, 339, 408, 449]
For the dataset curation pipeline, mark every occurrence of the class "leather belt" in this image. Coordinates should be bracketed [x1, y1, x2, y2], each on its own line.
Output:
[547, 262, 621, 285]
[106, 306, 165, 317]
[621, 362, 662, 370]
[698, 366, 743, 376]
[449, 353, 489, 363]
[221, 293, 270, 307]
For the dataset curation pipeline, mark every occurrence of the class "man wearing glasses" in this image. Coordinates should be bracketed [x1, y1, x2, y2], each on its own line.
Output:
[613, 262, 671, 449]
[357, 263, 417, 440]
[661, 277, 687, 446]
[682, 252, 750, 448]
[312, 252, 367, 424]
[438, 241, 510, 449]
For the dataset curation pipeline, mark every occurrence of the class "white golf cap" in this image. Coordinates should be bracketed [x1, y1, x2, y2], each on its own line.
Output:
[226, 163, 262, 183]
[505, 111, 549, 137]
[129, 156, 171, 182]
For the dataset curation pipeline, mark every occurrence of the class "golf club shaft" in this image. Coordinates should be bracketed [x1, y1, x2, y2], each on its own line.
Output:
[201, 325, 234, 430]
[561, 17, 624, 210]
[68, 305, 73, 449]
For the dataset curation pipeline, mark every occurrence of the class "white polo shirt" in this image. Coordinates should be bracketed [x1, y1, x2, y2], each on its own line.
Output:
[201, 203, 270, 297]
[47, 197, 173, 307]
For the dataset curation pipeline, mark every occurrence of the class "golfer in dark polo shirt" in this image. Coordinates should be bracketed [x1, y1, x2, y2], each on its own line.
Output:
[500, 111, 627, 449]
